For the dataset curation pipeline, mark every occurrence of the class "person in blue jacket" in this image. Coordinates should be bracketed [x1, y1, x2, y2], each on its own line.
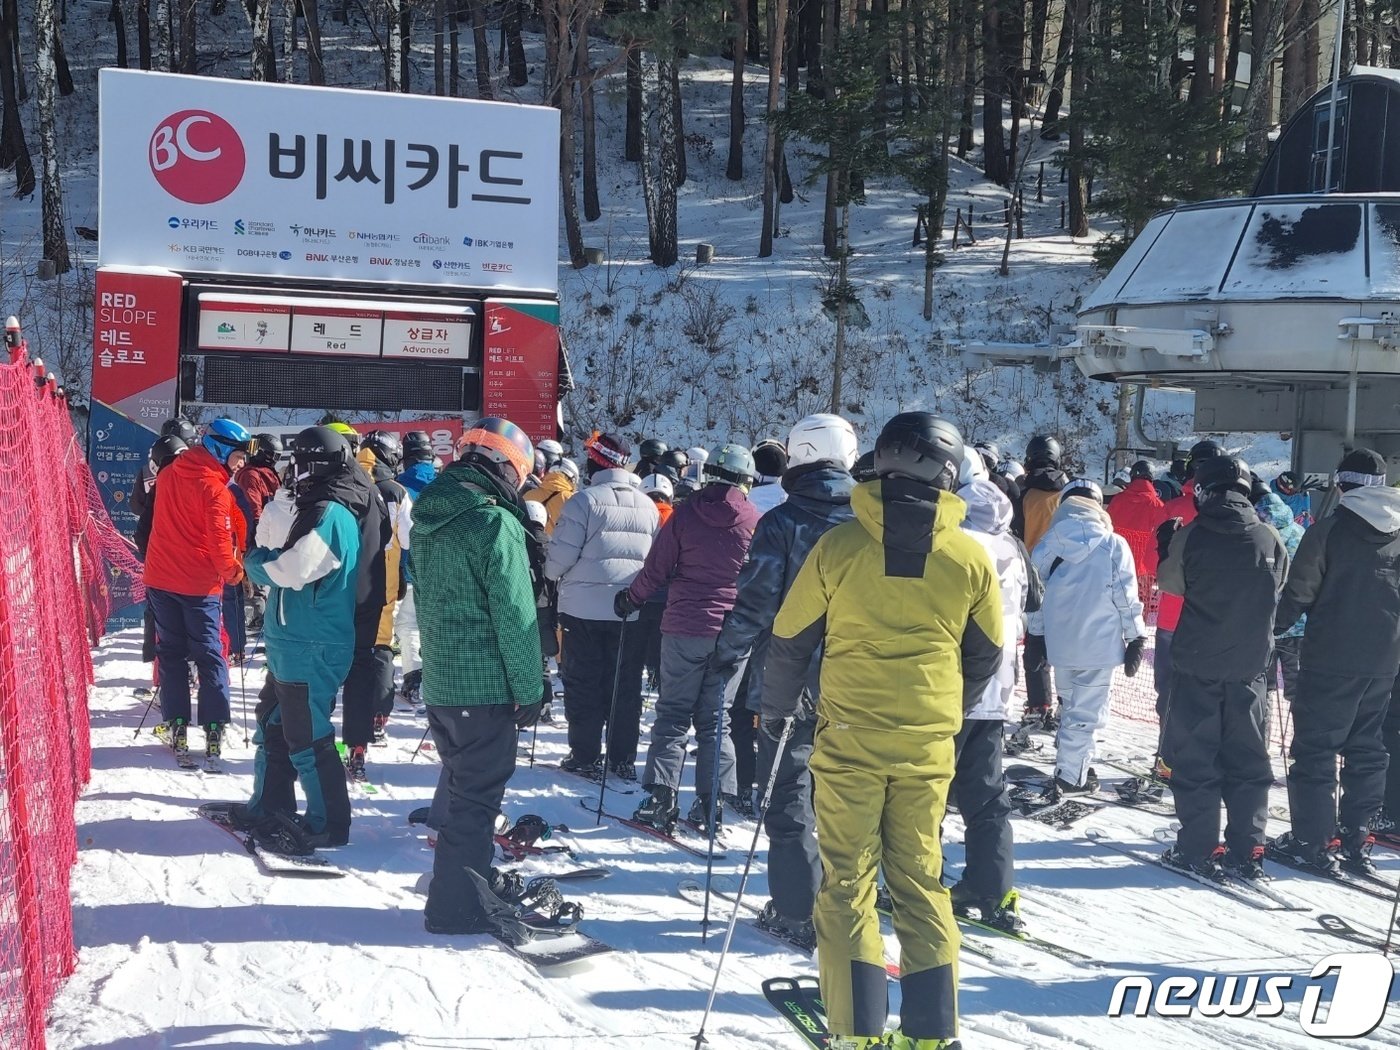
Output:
[233, 426, 363, 849]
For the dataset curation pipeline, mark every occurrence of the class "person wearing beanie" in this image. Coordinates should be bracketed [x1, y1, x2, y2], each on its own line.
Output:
[544, 432, 658, 781]
[1013, 435, 1068, 731]
[748, 439, 790, 516]
[1270, 447, 1400, 877]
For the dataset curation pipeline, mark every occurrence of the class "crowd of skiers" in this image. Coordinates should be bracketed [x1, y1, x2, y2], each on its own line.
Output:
[133, 406, 1400, 1050]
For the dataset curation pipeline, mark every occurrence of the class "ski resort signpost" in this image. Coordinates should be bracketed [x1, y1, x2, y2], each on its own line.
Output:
[89, 69, 563, 627]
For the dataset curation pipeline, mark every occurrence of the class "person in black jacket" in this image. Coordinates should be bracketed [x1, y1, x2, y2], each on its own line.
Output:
[1157, 456, 1289, 879]
[1271, 448, 1400, 876]
[708, 412, 859, 950]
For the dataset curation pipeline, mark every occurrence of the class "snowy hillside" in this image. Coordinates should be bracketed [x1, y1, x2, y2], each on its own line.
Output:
[51, 631, 1399, 1048]
[0, 4, 1296, 477]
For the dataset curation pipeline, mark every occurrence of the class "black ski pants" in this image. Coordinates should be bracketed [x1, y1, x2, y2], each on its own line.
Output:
[1385, 673, 1400, 818]
[425, 703, 517, 927]
[1154, 628, 1175, 759]
[729, 663, 758, 798]
[559, 613, 647, 766]
[1163, 672, 1273, 861]
[756, 716, 819, 922]
[638, 600, 665, 683]
[950, 718, 1015, 900]
[342, 644, 395, 748]
[1288, 669, 1391, 848]
[1022, 648, 1053, 712]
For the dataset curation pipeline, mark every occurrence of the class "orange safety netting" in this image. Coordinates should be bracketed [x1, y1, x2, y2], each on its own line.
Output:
[0, 347, 120, 1050]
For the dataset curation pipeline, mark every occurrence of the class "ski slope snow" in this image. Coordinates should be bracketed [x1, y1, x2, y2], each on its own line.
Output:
[48, 630, 1399, 1048]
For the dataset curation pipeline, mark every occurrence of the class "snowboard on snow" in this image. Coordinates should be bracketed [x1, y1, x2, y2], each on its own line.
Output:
[196, 803, 344, 878]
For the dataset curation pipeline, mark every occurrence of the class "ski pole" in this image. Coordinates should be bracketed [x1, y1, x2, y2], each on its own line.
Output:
[133, 686, 159, 739]
[595, 616, 630, 826]
[693, 717, 794, 1049]
[700, 661, 741, 942]
[412, 723, 432, 761]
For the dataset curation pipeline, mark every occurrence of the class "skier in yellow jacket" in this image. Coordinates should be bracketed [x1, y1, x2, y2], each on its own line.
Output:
[762, 412, 1004, 1050]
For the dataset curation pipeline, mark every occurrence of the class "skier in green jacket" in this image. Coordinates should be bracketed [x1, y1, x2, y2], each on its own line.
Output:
[414, 417, 547, 937]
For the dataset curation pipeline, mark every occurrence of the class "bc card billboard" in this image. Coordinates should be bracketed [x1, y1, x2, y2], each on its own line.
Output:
[98, 69, 560, 294]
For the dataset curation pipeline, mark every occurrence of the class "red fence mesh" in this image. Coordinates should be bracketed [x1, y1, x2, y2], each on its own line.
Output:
[0, 347, 116, 1050]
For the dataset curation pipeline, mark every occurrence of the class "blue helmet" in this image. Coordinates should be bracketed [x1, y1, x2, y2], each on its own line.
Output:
[201, 417, 252, 466]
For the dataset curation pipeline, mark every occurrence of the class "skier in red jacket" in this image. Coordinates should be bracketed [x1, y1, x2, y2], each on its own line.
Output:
[1107, 461, 1168, 578]
[143, 417, 251, 764]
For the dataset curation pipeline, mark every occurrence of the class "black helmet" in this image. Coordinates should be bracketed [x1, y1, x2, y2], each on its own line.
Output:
[1129, 460, 1154, 481]
[639, 438, 669, 463]
[251, 432, 283, 468]
[873, 412, 964, 490]
[852, 450, 878, 482]
[149, 435, 187, 470]
[403, 430, 434, 465]
[1186, 439, 1223, 473]
[1193, 454, 1252, 500]
[657, 448, 689, 480]
[751, 439, 788, 479]
[290, 426, 352, 493]
[161, 416, 198, 444]
[363, 430, 404, 470]
[974, 441, 1001, 474]
[1025, 435, 1061, 470]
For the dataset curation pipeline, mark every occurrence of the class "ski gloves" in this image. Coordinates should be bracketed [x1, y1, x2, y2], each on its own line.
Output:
[1123, 636, 1148, 678]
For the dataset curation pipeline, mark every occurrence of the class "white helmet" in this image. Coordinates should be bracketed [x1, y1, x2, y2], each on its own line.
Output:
[996, 458, 1024, 481]
[687, 446, 710, 466]
[557, 457, 580, 482]
[958, 445, 989, 487]
[537, 438, 565, 468]
[524, 500, 548, 527]
[787, 413, 859, 470]
[640, 473, 674, 500]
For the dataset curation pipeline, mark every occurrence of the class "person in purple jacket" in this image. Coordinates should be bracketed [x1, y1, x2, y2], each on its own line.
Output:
[616, 444, 761, 835]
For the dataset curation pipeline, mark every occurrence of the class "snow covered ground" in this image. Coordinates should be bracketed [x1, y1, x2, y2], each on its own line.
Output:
[50, 630, 1400, 1048]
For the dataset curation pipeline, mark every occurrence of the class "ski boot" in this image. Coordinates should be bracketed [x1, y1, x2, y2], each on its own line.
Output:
[887, 1033, 963, 1049]
[371, 714, 389, 747]
[1161, 845, 1226, 881]
[1338, 828, 1379, 878]
[344, 745, 368, 783]
[516, 877, 583, 928]
[1002, 725, 1040, 756]
[608, 759, 638, 782]
[827, 1037, 888, 1050]
[251, 812, 318, 856]
[755, 901, 816, 952]
[1049, 767, 1098, 797]
[1221, 844, 1267, 881]
[724, 791, 757, 820]
[632, 785, 679, 832]
[1270, 831, 1341, 877]
[952, 886, 1026, 933]
[396, 670, 423, 711]
[164, 719, 191, 764]
[688, 795, 724, 838]
[561, 751, 603, 776]
[204, 722, 223, 762]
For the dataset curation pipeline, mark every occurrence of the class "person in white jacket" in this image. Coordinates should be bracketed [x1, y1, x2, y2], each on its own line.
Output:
[1028, 478, 1148, 795]
[544, 432, 659, 779]
[948, 459, 1037, 932]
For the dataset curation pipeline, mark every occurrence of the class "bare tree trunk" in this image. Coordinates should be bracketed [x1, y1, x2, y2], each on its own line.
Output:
[580, 25, 600, 220]
[137, 0, 151, 69]
[0, 1, 35, 194]
[656, 39, 679, 265]
[726, 0, 747, 179]
[821, 0, 841, 254]
[400, 4, 413, 91]
[625, 0, 642, 161]
[670, 58, 686, 185]
[178, 0, 195, 72]
[983, 0, 1007, 184]
[112, 0, 129, 68]
[434, 0, 446, 94]
[1067, 0, 1088, 236]
[760, 0, 790, 255]
[1040, 0, 1073, 136]
[36, 0, 70, 273]
[154, 0, 171, 70]
[830, 196, 850, 413]
[504, 0, 527, 85]
[1028, 0, 1048, 103]
[958, 0, 976, 153]
[470, 0, 492, 97]
[451, 0, 461, 94]
[303, 0, 324, 83]
[282, 0, 297, 81]
[387, 0, 403, 90]
[1190, 0, 1214, 103]
[1244, 0, 1285, 156]
[247, 0, 275, 80]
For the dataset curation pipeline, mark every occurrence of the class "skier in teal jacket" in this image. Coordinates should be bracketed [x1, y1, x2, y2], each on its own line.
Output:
[235, 426, 363, 848]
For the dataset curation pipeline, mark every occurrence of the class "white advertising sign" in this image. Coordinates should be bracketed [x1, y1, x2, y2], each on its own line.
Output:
[198, 297, 292, 352]
[98, 68, 560, 293]
[290, 306, 383, 356]
[382, 309, 473, 361]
